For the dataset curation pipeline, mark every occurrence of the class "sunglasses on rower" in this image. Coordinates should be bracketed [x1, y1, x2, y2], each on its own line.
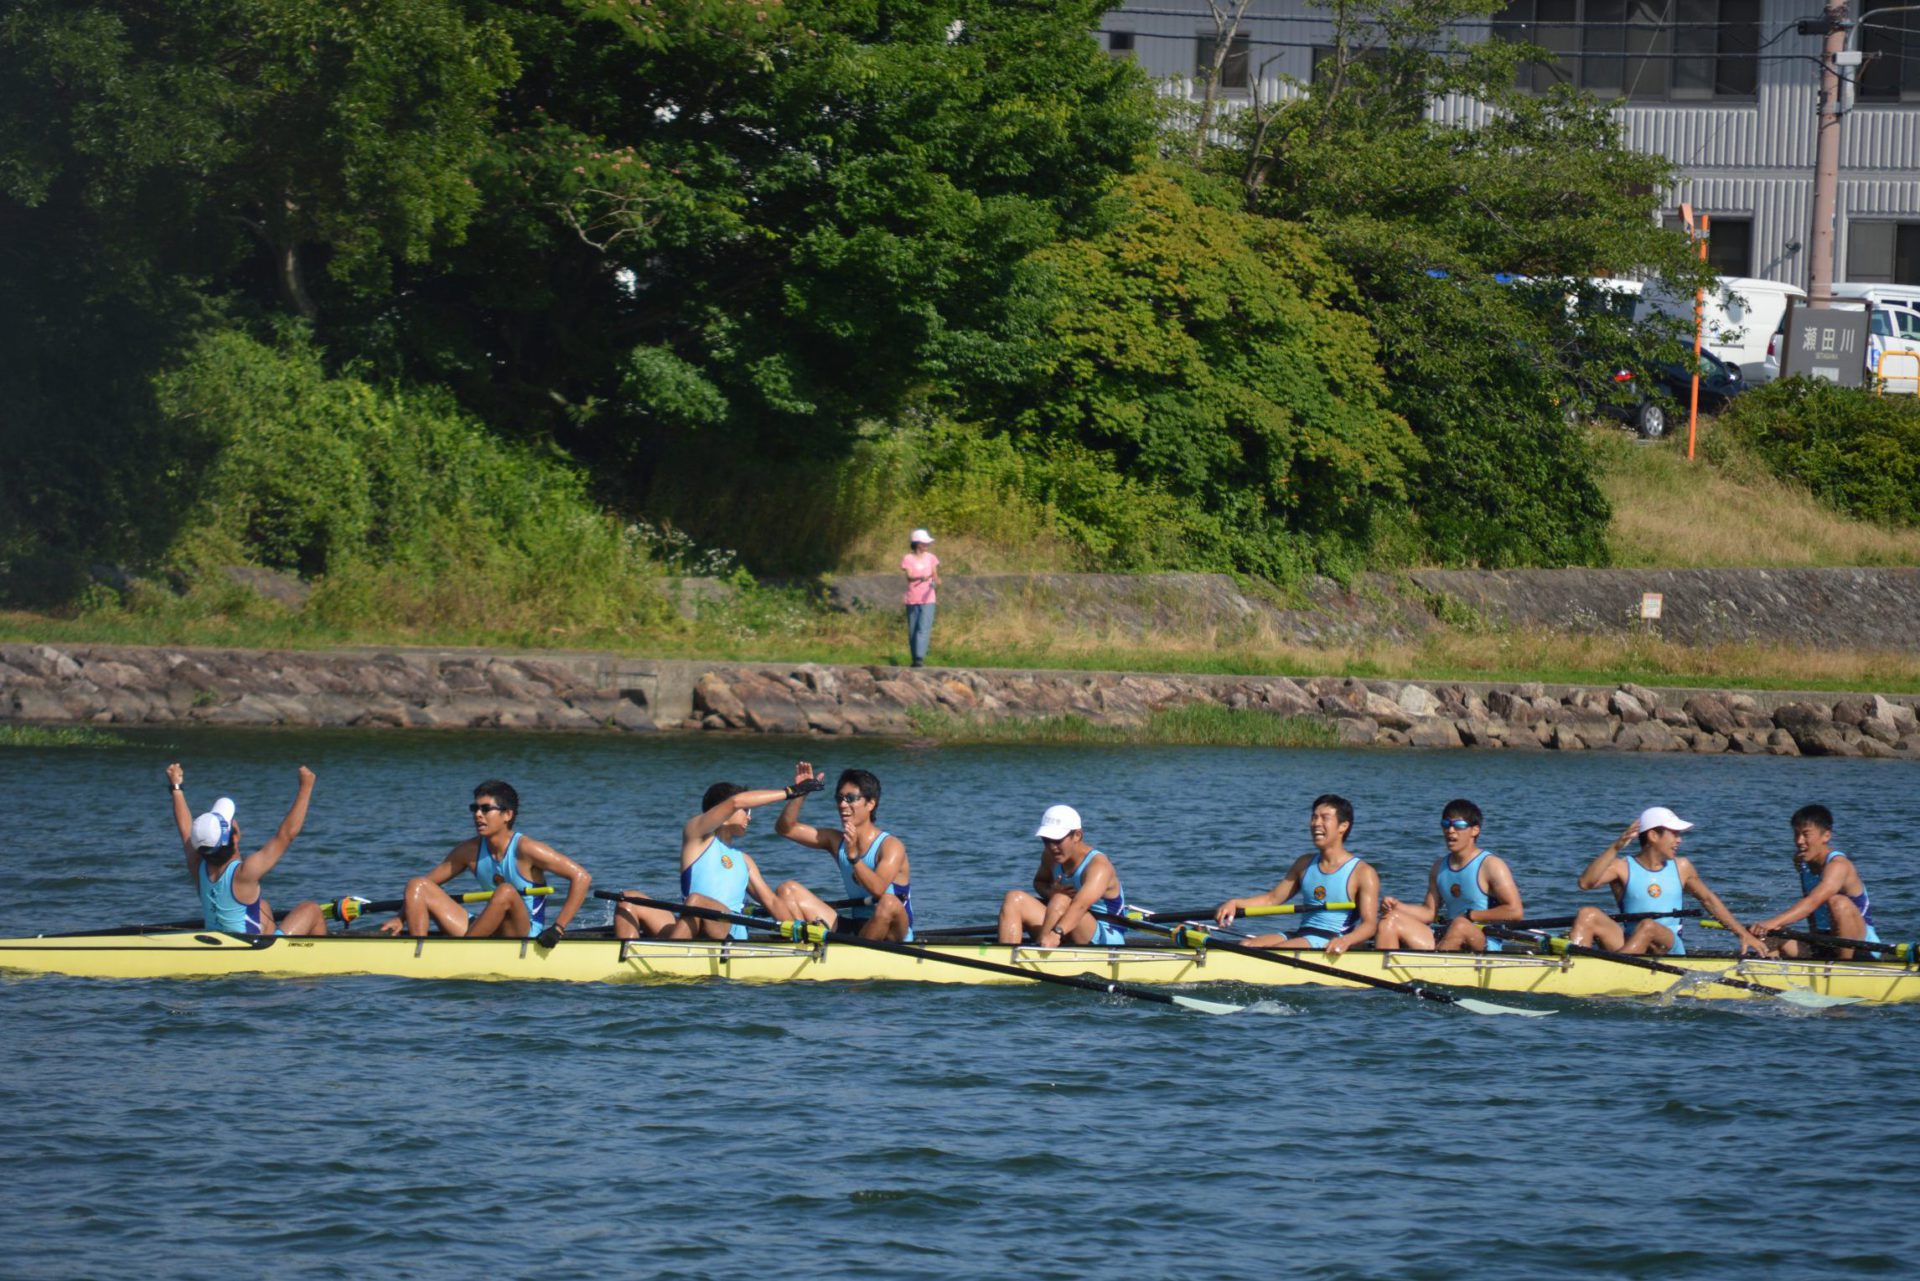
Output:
[469, 803, 506, 815]
[1441, 818, 1473, 831]
[836, 791, 868, 805]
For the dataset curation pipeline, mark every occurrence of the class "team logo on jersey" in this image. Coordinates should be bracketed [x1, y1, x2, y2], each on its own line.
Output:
[1313, 886, 1327, 902]
[1647, 883, 1662, 898]
[721, 854, 735, 870]
[1448, 884, 1462, 898]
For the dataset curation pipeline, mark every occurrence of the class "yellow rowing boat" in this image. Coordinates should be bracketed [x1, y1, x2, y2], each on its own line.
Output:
[2, 930, 1916, 1003]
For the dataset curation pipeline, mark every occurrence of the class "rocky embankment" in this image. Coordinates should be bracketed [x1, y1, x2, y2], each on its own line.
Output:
[5, 643, 1918, 758]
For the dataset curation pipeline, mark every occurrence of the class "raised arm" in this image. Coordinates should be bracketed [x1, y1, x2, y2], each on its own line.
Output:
[770, 762, 836, 851]
[234, 766, 315, 897]
[1678, 858, 1770, 956]
[684, 783, 797, 847]
[1578, 822, 1639, 890]
[167, 763, 194, 872]
[522, 839, 593, 937]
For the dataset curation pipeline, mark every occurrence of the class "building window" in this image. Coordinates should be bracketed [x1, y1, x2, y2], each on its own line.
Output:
[1107, 30, 1135, 59]
[1663, 214, 1754, 276]
[1858, 0, 1920, 101]
[1493, 0, 1759, 100]
[1196, 32, 1252, 89]
[1847, 221, 1920, 284]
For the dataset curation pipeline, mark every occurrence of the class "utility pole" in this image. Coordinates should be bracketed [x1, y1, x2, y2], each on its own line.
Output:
[1806, 1, 1850, 305]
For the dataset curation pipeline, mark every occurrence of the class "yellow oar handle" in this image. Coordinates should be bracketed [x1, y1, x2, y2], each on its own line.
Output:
[1244, 902, 1355, 917]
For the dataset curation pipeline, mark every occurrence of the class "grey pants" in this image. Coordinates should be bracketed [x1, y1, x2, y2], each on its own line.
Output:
[906, 603, 935, 665]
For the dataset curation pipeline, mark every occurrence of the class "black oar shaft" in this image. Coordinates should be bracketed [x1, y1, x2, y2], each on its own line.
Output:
[1483, 926, 1788, 996]
[593, 891, 1220, 1010]
[1110, 913, 1463, 1006]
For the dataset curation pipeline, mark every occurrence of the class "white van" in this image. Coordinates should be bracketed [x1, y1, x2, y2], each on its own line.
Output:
[1634, 276, 1808, 383]
[1827, 281, 1920, 311]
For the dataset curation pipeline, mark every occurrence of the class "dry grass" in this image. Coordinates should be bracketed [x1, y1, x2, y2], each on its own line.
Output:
[1595, 428, 1920, 567]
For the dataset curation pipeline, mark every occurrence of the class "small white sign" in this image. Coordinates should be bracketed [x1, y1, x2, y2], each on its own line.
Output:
[1640, 592, 1664, 620]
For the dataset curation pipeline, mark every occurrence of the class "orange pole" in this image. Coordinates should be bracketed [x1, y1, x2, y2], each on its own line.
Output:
[1688, 215, 1707, 461]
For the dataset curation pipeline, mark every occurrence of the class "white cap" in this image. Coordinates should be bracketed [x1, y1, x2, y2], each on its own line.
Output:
[1034, 804, 1082, 840]
[191, 805, 234, 851]
[1637, 805, 1694, 833]
[909, 529, 934, 545]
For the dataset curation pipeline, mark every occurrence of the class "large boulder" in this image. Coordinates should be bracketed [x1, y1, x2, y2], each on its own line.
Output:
[1683, 694, 1739, 737]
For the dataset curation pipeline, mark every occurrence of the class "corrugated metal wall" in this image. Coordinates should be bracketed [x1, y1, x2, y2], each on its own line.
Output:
[1107, 0, 1920, 287]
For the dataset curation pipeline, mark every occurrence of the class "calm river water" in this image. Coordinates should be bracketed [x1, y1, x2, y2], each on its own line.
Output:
[3, 729, 1916, 1279]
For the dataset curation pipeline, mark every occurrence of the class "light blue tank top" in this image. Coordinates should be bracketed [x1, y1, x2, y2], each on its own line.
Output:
[1799, 851, 1879, 942]
[1058, 850, 1127, 946]
[1434, 849, 1503, 953]
[838, 829, 914, 941]
[473, 833, 549, 928]
[1621, 856, 1685, 956]
[198, 859, 266, 934]
[1297, 856, 1361, 937]
[682, 834, 750, 940]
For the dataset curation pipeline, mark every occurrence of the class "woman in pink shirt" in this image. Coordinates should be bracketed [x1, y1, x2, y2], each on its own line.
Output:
[901, 529, 940, 668]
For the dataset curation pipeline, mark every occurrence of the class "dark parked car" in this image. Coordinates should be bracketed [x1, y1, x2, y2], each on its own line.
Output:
[1595, 348, 1746, 439]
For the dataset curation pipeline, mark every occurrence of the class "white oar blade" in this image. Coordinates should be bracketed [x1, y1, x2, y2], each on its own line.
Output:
[1771, 988, 1865, 1010]
[1171, 993, 1247, 1016]
[1457, 997, 1554, 1018]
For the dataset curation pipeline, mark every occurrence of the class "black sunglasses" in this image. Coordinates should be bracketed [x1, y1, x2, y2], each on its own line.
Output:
[469, 803, 506, 815]
[835, 792, 867, 805]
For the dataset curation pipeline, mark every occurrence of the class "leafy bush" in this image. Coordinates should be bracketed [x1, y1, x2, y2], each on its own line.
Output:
[1714, 378, 1920, 527]
[150, 327, 670, 634]
[1004, 170, 1423, 580]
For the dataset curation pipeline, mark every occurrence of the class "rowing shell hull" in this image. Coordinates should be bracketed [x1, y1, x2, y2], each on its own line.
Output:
[2, 932, 1917, 1003]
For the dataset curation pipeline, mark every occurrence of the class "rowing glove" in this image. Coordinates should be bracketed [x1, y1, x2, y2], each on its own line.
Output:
[784, 779, 826, 799]
[537, 924, 565, 948]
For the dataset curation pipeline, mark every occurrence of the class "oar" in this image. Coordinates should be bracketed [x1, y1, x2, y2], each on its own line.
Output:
[1130, 902, 1356, 924]
[743, 896, 868, 917]
[1697, 920, 1913, 960]
[1482, 925, 1861, 1009]
[331, 885, 555, 926]
[592, 891, 1248, 1015]
[914, 901, 1361, 940]
[1504, 908, 1704, 932]
[1106, 912, 1549, 1018]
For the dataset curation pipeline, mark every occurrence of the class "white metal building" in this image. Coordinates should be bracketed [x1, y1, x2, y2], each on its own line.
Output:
[1101, 0, 1920, 287]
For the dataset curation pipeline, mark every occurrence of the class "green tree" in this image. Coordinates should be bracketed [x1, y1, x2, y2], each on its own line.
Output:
[1006, 170, 1422, 578]
[1213, 0, 1709, 565]
[0, 0, 515, 599]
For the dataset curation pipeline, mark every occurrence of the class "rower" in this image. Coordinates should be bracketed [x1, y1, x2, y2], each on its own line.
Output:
[612, 779, 813, 941]
[1749, 804, 1881, 959]
[1213, 793, 1379, 957]
[377, 780, 591, 945]
[1376, 798, 1524, 953]
[1567, 806, 1769, 957]
[771, 764, 914, 941]
[997, 805, 1126, 949]
[168, 762, 326, 936]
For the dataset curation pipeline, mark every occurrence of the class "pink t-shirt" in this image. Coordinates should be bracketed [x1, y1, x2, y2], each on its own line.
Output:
[902, 551, 939, 606]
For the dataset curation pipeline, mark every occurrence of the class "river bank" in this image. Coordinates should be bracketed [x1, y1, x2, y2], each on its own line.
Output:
[5, 641, 1918, 758]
